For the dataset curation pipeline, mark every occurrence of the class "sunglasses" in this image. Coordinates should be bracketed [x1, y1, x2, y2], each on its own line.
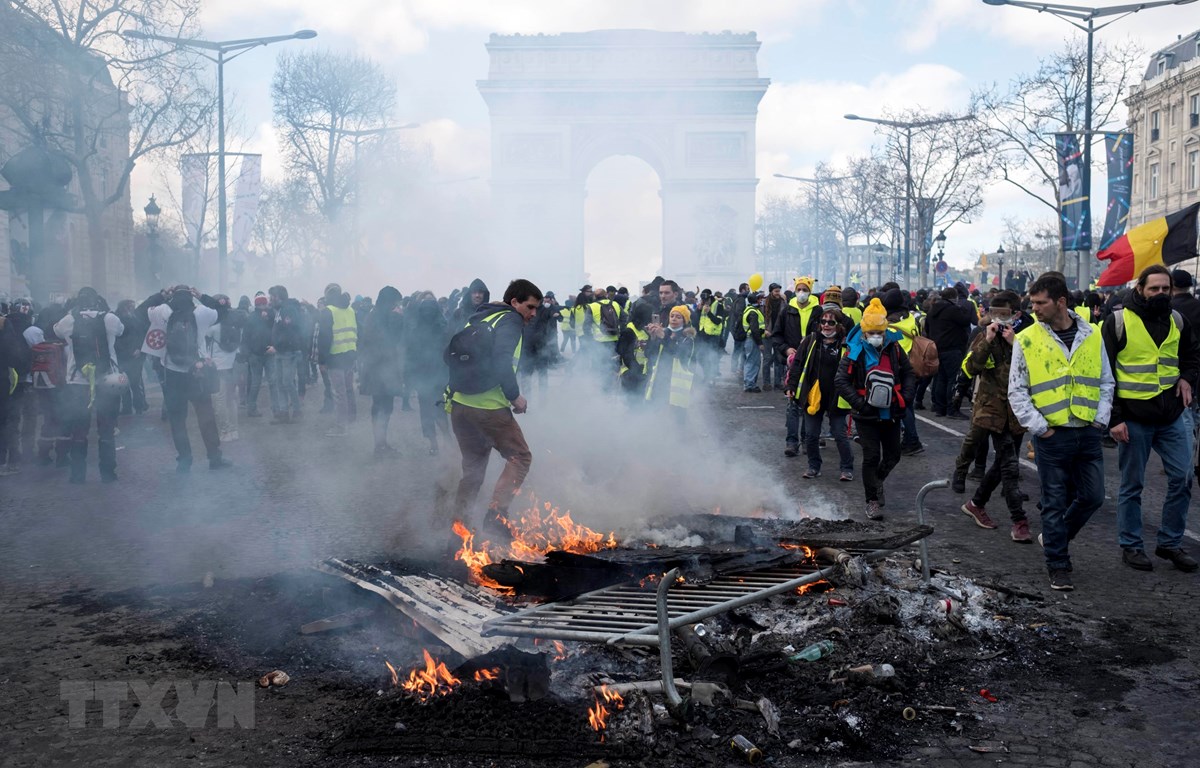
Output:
[819, 319, 838, 326]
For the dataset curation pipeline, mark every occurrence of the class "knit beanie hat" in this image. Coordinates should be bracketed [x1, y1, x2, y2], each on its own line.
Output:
[794, 276, 814, 292]
[822, 285, 843, 308]
[861, 298, 888, 333]
[669, 304, 692, 324]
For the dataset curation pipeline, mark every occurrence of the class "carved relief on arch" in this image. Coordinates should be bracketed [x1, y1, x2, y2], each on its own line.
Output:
[686, 132, 746, 166]
[499, 133, 564, 168]
[693, 203, 737, 268]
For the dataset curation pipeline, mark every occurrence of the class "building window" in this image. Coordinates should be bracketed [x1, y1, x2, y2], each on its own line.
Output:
[1151, 110, 1161, 141]
[1149, 163, 1160, 200]
[1189, 150, 1200, 190]
[1191, 93, 1200, 127]
[1157, 59, 1166, 75]
[1170, 161, 1176, 185]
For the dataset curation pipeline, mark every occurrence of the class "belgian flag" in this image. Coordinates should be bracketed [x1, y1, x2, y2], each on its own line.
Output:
[1096, 203, 1199, 287]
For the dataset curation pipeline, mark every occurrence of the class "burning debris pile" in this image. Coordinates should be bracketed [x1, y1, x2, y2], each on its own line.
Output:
[317, 505, 1060, 764]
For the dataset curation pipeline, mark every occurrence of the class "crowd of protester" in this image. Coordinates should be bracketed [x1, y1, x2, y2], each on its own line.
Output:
[0, 263, 1196, 591]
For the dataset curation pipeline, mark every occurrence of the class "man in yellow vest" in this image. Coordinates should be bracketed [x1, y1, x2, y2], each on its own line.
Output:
[449, 279, 542, 540]
[1102, 265, 1199, 573]
[318, 283, 359, 437]
[1009, 273, 1115, 591]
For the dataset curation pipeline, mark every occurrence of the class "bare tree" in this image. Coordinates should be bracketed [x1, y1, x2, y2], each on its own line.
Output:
[971, 38, 1142, 269]
[819, 154, 892, 286]
[270, 50, 397, 225]
[755, 195, 812, 283]
[252, 179, 325, 281]
[0, 0, 213, 295]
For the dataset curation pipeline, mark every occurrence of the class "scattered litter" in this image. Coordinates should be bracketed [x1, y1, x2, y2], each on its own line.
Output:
[731, 734, 763, 763]
[258, 670, 290, 688]
[756, 696, 781, 736]
[978, 688, 998, 703]
[968, 741, 1010, 753]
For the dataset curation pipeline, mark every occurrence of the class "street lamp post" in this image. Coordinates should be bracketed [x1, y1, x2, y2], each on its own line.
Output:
[144, 195, 161, 287]
[843, 112, 975, 291]
[980, 0, 1196, 286]
[933, 229, 947, 286]
[773, 172, 853, 285]
[996, 245, 1007, 290]
[122, 28, 317, 292]
[872, 243, 887, 288]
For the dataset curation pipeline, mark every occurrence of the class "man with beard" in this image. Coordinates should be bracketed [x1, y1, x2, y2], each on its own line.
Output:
[1009, 273, 1114, 591]
[1104, 265, 1200, 573]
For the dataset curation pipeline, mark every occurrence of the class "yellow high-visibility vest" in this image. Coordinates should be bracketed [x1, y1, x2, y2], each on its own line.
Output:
[645, 344, 693, 408]
[1113, 308, 1180, 400]
[451, 311, 522, 411]
[328, 306, 357, 355]
[619, 323, 650, 377]
[699, 307, 723, 336]
[1017, 322, 1102, 426]
[888, 314, 918, 355]
[588, 299, 621, 342]
[788, 297, 818, 337]
[742, 306, 764, 335]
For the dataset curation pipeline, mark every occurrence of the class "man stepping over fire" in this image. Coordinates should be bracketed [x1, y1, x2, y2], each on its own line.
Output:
[445, 279, 543, 543]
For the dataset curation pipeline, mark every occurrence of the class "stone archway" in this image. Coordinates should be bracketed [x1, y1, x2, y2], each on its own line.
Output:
[478, 30, 769, 293]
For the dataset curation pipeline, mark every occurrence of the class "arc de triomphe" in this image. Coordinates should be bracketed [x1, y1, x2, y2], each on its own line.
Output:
[478, 30, 769, 294]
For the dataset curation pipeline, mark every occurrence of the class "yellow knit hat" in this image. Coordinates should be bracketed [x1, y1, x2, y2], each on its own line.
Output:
[860, 297, 888, 333]
[670, 304, 692, 324]
[794, 276, 814, 292]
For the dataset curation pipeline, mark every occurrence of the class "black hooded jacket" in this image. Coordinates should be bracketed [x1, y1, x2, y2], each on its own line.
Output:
[406, 297, 449, 392]
[359, 286, 405, 397]
[451, 279, 490, 333]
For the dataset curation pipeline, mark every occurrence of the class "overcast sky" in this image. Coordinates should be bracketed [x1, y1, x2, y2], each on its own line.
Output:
[131, 0, 1199, 290]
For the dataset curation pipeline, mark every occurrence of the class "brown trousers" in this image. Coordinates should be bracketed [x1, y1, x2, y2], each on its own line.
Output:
[451, 403, 533, 519]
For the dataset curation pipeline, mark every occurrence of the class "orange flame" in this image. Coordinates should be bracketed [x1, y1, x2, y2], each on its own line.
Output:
[796, 579, 830, 595]
[452, 494, 618, 593]
[780, 542, 816, 559]
[588, 685, 625, 734]
[473, 667, 500, 682]
[552, 641, 567, 662]
[384, 660, 398, 687]
[400, 649, 462, 701]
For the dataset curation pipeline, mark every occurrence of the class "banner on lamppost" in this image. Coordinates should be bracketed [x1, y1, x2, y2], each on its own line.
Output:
[231, 154, 263, 270]
[1100, 133, 1133, 251]
[180, 153, 207, 248]
[1055, 133, 1091, 251]
[916, 197, 936, 265]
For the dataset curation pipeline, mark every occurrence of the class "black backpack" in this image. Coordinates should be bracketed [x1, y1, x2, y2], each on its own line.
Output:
[444, 310, 509, 394]
[218, 309, 246, 352]
[166, 311, 199, 368]
[71, 311, 111, 375]
[598, 301, 621, 338]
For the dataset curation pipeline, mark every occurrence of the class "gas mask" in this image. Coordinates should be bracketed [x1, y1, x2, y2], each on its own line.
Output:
[796, 291, 810, 303]
[866, 334, 884, 348]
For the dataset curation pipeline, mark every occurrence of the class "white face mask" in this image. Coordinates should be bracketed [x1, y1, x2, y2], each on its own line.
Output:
[866, 334, 885, 348]
[797, 291, 810, 303]
[821, 328, 837, 339]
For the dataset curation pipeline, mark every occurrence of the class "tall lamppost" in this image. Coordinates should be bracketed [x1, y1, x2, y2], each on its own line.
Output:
[980, 0, 1197, 285]
[996, 244, 1007, 290]
[933, 229, 947, 286]
[773, 172, 853, 284]
[144, 195, 161, 287]
[873, 243, 888, 288]
[123, 28, 317, 292]
[843, 112, 975, 290]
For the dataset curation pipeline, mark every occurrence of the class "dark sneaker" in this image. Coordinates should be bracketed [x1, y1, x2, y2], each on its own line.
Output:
[744, 386, 762, 393]
[784, 446, 799, 458]
[1154, 546, 1199, 573]
[1049, 569, 1074, 591]
[271, 413, 290, 424]
[209, 458, 233, 471]
[802, 469, 820, 479]
[246, 409, 261, 418]
[865, 501, 883, 520]
[100, 472, 118, 484]
[951, 473, 966, 493]
[968, 465, 986, 481]
[961, 501, 997, 529]
[1121, 548, 1154, 571]
[839, 472, 853, 482]
[947, 411, 968, 420]
[901, 443, 925, 456]
[1010, 519, 1033, 543]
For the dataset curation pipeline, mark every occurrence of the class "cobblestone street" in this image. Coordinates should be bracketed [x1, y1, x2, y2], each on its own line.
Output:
[1, 370, 1197, 767]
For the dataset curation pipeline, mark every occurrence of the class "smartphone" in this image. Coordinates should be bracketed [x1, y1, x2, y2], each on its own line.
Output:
[651, 313, 660, 325]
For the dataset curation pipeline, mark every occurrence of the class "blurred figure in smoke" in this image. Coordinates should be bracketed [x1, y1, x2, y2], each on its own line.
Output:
[644, 304, 696, 424]
[448, 279, 542, 541]
[359, 286, 406, 456]
[451, 278, 490, 334]
[1, 298, 35, 473]
[243, 293, 273, 417]
[54, 287, 124, 483]
[617, 300, 654, 400]
[695, 288, 725, 385]
[205, 294, 244, 440]
[27, 303, 69, 466]
[520, 291, 559, 397]
[585, 286, 623, 386]
[406, 292, 449, 455]
[114, 299, 148, 416]
[317, 284, 358, 437]
[144, 286, 228, 473]
[267, 286, 305, 424]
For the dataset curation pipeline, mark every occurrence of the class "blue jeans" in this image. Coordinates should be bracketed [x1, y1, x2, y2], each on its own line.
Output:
[731, 336, 748, 373]
[269, 352, 301, 416]
[1117, 414, 1193, 551]
[804, 411, 853, 474]
[742, 340, 762, 389]
[931, 350, 964, 413]
[785, 398, 801, 448]
[1033, 426, 1105, 571]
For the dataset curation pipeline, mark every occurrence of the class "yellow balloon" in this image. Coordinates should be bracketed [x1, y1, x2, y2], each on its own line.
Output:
[748, 273, 764, 292]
